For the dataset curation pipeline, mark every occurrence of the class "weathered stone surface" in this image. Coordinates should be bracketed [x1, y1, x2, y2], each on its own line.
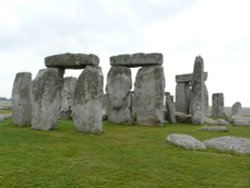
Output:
[211, 93, 224, 117]
[134, 66, 165, 126]
[110, 53, 163, 67]
[204, 117, 218, 125]
[72, 66, 103, 133]
[191, 56, 205, 124]
[12, 72, 32, 126]
[106, 66, 132, 124]
[222, 111, 231, 122]
[232, 116, 250, 126]
[203, 83, 209, 116]
[175, 72, 208, 83]
[199, 125, 228, 132]
[59, 77, 77, 119]
[31, 68, 64, 130]
[175, 82, 191, 114]
[183, 114, 192, 123]
[45, 53, 99, 69]
[232, 102, 242, 116]
[166, 134, 207, 150]
[165, 92, 176, 123]
[203, 136, 250, 154]
[217, 119, 230, 126]
[175, 112, 188, 123]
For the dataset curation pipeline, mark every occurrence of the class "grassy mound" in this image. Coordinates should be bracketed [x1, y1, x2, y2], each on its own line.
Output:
[0, 120, 249, 187]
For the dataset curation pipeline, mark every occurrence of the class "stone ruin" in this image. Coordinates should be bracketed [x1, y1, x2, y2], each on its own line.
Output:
[12, 53, 104, 133]
[13, 52, 247, 131]
[175, 56, 208, 124]
[106, 53, 165, 126]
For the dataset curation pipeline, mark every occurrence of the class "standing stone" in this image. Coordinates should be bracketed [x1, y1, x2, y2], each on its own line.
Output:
[203, 83, 209, 116]
[175, 82, 191, 114]
[191, 56, 205, 124]
[232, 102, 242, 116]
[211, 93, 224, 117]
[106, 66, 132, 124]
[72, 66, 103, 133]
[60, 77, 77, 119]
[165, 92, 176, 123]
[31, 68, 64, 130]
[12, 72, 32, 126]
[134, 66, 165, 126]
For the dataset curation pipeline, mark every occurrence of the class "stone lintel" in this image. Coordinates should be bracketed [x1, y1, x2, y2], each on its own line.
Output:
[45, 53, 99, 69]
[110, 53, 163, 67]
[176, 72, 208, 83]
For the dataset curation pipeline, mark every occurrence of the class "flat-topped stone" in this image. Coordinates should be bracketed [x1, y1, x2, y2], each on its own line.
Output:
[45, 53, 99, 69]
[203, 136, 250, 154]
[110, 53, 163, 67]
[176, 72, 208, 83]
[166, 134, 207, 150]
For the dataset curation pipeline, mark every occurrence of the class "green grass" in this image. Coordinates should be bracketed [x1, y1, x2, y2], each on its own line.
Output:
[0, 109, 11, 115]
[0, 120, 249, 187]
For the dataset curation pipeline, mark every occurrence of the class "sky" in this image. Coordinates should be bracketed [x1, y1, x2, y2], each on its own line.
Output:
[0, 0, 250, 106]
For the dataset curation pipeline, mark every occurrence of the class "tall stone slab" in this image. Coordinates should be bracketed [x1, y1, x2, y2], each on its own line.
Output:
[31, 68, 64, 130]
[211, 93, 224, 117]
[12, 72, 32, 126]
[175, 82, 191, 114]
[232, 102, 242, 116]
[106, 66, 132, 124]
[134, 66, 165, 126]
[204, 83, 209, 116]
[165, 92, 176, 123]
[60, 77, 77, 119]
[72, 66, 103, 133]
[191, 56, 205, 124]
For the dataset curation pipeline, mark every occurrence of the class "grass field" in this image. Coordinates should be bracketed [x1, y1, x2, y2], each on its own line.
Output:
[0, 119, 249, 188]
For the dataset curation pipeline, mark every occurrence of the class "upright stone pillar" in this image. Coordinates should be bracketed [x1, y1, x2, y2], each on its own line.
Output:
[31, 68, 64, 130]
[60, 77, 77, 119]
[165, 92, 176, 123]
[191, 56, 205, 124]
[134, 66, 165, 126]
[106, 66, 132, 124]
[175, 82, 191, 114]
[203, 83, 209, 116]
[72, 66, 103, 133]
[12, 72, 32, 126]
[232, 102, 242, 116]
[211, 93, 224, 117]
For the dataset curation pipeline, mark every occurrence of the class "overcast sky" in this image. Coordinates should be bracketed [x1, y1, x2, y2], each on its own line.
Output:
[0, 0, 249, 106]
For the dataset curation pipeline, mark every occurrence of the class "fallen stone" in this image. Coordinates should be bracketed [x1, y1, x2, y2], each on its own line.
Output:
[232, 102, 242, 116]
[31, 68, 64, 130]
[72, 66, 103, 133]
[217, 119, 230, 126]
[203, 136, 250, 154]
[134, 66, 165, 126]
[110, 53, 163, 67]
[45, 53, 99, 69]
[11, 72, 32, 126]
[204, 117, 218, 125]
[199, 125, 228, 132]
[183, 114, 192, 123]
[175, 112, 188, 123]
[232, 116, 250, 126]
[166, 134, 207, 150]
